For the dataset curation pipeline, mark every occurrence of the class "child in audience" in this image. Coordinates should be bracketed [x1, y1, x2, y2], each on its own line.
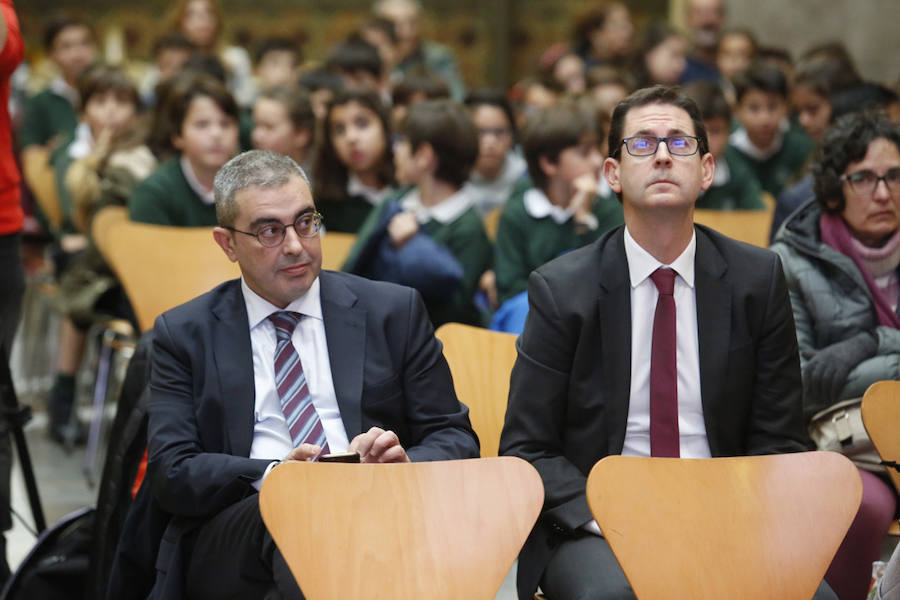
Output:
[251, 84, 315, 173]
[462, 88, 527, 217]
[327, 34, 385, 94]
[140, 33, 194, 108]
[585, 65, 631, 116]
[791, 57, 862, 144]
[494, 102, 623, 306]
[716, 28, 757, 83]
[313, 89, 394, 232]
[254, 37, 301, 92]
[510, 76, 563, 131]
[727, 61, 815, 196]
[129, 73, 239, 225]
[684, 81, 765, 210]
[344, 99, 491, 327]
[390, 74, 449, 128]
[538, 44, 586, 95]
[629, 22, 687, 88]
[297, 68, 344, 123]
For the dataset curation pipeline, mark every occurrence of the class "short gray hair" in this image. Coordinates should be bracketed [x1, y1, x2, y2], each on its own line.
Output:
[213, 150, 311, 227]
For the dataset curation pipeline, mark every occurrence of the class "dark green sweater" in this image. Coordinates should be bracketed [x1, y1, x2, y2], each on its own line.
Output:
[318, 194, 377, 234]
[726, 125, 814, 197]
[18, 88, 77, 149]
[495, 186, 624, 303]
[344, 187, 492, 327]
[128, 158, 217, 226]
[696, 153, 766, 210]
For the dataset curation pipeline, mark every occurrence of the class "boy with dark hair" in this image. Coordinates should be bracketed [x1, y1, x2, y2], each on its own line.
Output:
[684, 80, 764, 210]
[297, 68, 344, 123]
[254, 37, 301, 91]
[19, 15, 96, 151]
[494, 101, 623, 305]
[344, 99, 491, 327]
[327, 34, 384, 93]
[727, 61, 814, 196]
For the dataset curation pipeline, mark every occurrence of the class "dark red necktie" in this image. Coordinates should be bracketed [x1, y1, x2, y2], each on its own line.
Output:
[649, 268, 679, 457]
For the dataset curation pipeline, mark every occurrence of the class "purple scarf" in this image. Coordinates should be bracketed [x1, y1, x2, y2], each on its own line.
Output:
[820, 212, 900, 328]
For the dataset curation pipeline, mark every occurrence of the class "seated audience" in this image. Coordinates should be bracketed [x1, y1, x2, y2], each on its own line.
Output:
[129, 73, 239, 225]
[297, 68, 344, 124]
[727, 61, 815, 197]
[358, 16, 398, 78]
[313, 89, 394, 233]
[499, 84, 835, 600]
[494, 101, 623, 306]
[570, 2, 633, 71]
[389, 74, 449, 128]
[326, 34, 385, 94]
[251, 84, 315, 174]
[344, 99, 491, 327]
[771, 110, 899, 600]
[462, 88, 527, 217]
[510, 75, 563, 131]
[684, 81, 765, 210]
[107, 149, 479, 600]
[372, 0, 465, 99]
[253, 37, 301, 93]
[629, 22, 688, 89]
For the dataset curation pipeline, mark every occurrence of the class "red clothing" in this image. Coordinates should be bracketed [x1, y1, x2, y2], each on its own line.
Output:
[0, 0, 23, 235]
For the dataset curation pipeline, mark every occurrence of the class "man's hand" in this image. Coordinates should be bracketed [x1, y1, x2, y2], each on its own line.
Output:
[570, 173, 599, 223]
[388, 212, 419, 248]
[283, 443, 324, 462]
[804, 331, 877, 407]
[479, 269, 498, 309]
[349, 427, 410, 463]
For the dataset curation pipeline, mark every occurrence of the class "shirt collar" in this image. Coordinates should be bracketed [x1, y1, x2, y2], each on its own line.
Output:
[623, 226, 696, 289]
[728, 119, 790, 161]
[400, 187, 474, 224]
[49, 76, 79, 107]
[180, 155, 216, 205]
[241, 275, 323, 331]
[523, 187, 573, 224]
[347, 173, 390, 206]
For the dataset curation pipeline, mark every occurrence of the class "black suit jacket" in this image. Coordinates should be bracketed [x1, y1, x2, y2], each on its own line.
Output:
[110, 270, 478, 600]
[499, 225, 808, 598]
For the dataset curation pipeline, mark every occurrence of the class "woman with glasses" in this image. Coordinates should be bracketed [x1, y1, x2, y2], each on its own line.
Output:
[772, 110, 900, 600]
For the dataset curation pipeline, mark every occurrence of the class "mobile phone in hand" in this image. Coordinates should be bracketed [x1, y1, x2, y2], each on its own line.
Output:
[318, 451, 361, 463]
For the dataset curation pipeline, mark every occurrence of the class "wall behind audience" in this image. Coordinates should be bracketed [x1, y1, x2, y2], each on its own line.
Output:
[725, 0, 898, 82]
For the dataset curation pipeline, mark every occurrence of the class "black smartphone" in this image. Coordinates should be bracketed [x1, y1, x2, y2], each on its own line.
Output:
[318, 451, 361, 463]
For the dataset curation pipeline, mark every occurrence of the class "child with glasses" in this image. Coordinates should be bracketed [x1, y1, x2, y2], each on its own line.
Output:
[343, 99, 491, 328]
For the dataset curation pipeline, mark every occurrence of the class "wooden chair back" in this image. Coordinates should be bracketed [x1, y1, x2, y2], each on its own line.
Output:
[321, 231, 356, 271]
[693, 207, 773, 248]
[483, 208, 502, 241]
[259, 456, 543, 600]
[22, 147, 63, 231]
[862, 380, 900, 495]
[586, 452, 861, 600]
[92, 207, 240, 331]
[435, 323, 518, 457]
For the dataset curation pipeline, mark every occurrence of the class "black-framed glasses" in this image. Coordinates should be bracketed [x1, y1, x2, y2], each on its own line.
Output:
[841, 168, 900, 195]
[226, 212, 323, 247]
[622, 135, 700, 157]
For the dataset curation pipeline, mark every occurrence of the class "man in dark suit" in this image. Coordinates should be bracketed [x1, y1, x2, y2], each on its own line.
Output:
[499, 86, 834, 600]
[114, 149, 478, 600]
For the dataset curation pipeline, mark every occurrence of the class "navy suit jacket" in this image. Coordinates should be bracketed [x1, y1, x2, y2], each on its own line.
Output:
[499, 224, 808, 598]
[110, 270, 478, 600]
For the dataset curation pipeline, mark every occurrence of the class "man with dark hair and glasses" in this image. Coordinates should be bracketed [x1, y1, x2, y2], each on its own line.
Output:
[501, 86, 835, 600]
[110, 149, 478, 600]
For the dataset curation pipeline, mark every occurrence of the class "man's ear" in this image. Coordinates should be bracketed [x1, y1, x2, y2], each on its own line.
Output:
[603, 156, 622, 194]
[538, 155, 558, 181]
[699, 152, 715, 191]
[213, 227, 239, 262]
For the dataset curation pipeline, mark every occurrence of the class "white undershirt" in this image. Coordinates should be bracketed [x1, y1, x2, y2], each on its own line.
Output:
[242, 277, 349, 489]
[584, 227, 709, 536]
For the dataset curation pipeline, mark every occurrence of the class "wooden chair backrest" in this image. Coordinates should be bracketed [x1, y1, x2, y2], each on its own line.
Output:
[435, 323, 518, 457]
[587, 452, 861, 600]
[92, 207, 240, 331]
[259, 457, 543, 600]
[483, 208, 502, 241]
[862, 380, 900, 495]
[22, 147, 63, 231]
[320, 231, 356, 271]
[693, 206, 773, 248]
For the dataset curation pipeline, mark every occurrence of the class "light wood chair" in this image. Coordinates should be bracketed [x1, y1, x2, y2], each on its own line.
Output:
[693, 205, 774, 248]
[320, 230, 356, 271]
[586, 452, 861, 600]
[861, 380, 900, 535]
[435, 323, 518, 457]
[92, 206, 240, 331]
[258, 456, 543, 600]
[483, 208, 502, 241]
[22, 146, 63, 232]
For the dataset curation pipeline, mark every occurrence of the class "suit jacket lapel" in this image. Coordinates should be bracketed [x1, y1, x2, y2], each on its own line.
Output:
[693, 228, 730, 456]
[319, 271, 366, 440]
[597, 230, 633, 455]
[210, 281, 256, 457]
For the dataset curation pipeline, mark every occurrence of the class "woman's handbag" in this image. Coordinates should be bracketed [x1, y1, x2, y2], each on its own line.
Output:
[808, 397, 884, 472]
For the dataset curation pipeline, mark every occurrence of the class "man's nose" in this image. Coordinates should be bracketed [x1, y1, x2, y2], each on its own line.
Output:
[653, 140, 673, 164]
[281, 225, 305, 254]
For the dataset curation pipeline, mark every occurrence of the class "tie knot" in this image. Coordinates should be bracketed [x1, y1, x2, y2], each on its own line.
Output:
[268, 311, 302, 340]
[650, 268, 676, 296]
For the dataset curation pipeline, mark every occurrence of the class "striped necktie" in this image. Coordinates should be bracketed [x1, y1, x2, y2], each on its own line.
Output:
[268, 311, 330, 453]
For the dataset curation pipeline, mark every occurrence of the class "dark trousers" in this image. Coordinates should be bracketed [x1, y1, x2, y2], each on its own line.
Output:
[185, 494, 304, 600]
[0, 232, 24, 359]
[540, 532, 839, 600]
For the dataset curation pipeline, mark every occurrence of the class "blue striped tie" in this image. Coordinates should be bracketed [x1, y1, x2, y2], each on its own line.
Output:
[268, 311, 330, 453]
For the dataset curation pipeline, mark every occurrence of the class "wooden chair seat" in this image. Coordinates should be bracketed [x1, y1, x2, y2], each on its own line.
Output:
[259, 456, 543, 599]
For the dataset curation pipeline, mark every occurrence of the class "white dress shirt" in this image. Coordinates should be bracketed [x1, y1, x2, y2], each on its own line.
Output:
[242, 277, 349, 488]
